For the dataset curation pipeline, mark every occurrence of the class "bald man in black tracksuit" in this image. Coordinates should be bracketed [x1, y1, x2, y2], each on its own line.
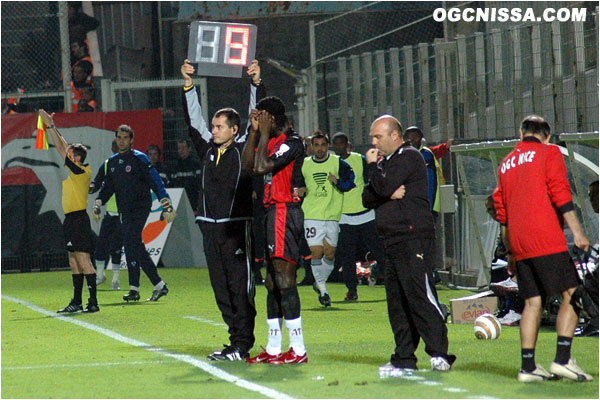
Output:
[362, 115, 455, 376]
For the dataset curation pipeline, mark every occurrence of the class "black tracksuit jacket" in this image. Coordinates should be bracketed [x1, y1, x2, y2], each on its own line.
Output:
[362, 142, 434, 243]
[181, 82, 265, 223]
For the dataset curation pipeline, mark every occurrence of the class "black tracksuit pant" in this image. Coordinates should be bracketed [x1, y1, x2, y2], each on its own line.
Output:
[338, 220, 384, 291]
[121, 210, 162, 288]
[200, 220, 256, 353]
[384, 237, 449, 369]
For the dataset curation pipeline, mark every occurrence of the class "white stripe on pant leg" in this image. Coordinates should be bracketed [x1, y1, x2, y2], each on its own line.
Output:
[2, 295, 293, 399]
[424, 273, 444, 318]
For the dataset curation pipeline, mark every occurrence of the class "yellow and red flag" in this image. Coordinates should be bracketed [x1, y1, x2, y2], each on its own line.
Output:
[35, 114, 49, 150]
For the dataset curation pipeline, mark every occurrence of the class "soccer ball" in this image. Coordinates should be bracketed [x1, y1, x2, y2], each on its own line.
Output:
[473, 313, 501, 340]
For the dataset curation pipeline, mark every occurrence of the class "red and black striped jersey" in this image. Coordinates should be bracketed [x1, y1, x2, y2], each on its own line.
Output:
[263, 128, 305, 206]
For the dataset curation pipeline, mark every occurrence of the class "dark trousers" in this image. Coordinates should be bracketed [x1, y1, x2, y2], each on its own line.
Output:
[121, 210, 162, 288]
[384, 237, 449, 369]
[94, 214, 123, 263]
[337, 220, 383, 291]
[200, 220, 256, 353]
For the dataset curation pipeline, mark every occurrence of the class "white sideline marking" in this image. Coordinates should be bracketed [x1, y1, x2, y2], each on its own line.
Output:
[184, 316, 228, 328]
[4, 360, 178, 370]
[2, 295, 293, 399]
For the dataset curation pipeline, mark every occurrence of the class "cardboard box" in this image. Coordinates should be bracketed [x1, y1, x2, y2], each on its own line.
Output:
[449, 290, 498, 324]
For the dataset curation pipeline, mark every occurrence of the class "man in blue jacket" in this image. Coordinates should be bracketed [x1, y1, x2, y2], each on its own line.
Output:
[93, 125, 176, 302]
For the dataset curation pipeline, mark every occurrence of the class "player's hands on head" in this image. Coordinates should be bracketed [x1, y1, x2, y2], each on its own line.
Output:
[92, 199, 102, 222]
[250, 109, 260, 132]
[247, 59, 260, 84]
[160, 198, 177, 223]
[181, 59, 195, 86]
[257, 111, 273, 136]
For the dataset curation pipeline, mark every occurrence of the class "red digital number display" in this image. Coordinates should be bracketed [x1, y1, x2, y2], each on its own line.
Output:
[225, 26, 250, 65]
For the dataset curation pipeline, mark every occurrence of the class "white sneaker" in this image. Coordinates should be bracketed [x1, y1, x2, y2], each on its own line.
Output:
[499, 310, 522, 326]
[517, 365, 555, 382]
[549, 358, 593, 382]
[96, 275, 106, 285]
[378, 362, 415, 378]
[490, 277, 518, 296]
[112, 280, 120, 290]
[431, 356, 451, 371]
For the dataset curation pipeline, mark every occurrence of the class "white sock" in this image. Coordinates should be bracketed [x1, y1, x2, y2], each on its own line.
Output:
[321, 257, 335, 280]
[96, 260, 105, 279]
[266, 318, 282, 355]
[285, 317, 306, 356]
[310, 258, 323, 281]
[111, 265, 120, 281]
[154, 280, 165, 291]
[130, 285, 139, 291]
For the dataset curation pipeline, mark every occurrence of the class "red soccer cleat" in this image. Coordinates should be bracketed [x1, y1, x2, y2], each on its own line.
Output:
[268, 347, 308, 364]
[245, 347, 282, 364]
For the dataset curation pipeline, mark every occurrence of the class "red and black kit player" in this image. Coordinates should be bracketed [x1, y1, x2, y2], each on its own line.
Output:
[241, 96, 308, 364]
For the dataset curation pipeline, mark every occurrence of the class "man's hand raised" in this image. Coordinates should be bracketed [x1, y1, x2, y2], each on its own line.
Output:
[181, 59, 195, 87]
[247, 59, 260, 85]
[38, 109, 55, 128]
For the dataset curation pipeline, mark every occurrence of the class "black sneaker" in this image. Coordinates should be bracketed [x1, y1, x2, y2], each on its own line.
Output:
[83, 300, 100, 313]
[147, 285, 168, 301]
[57, 300, 83, 313]
[123, 290, 140, 302]
[208, 345, 248, 361]
[320, 292, 331, 307]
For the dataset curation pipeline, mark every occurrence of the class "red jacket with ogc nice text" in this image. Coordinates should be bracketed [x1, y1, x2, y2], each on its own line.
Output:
[492, 137, 574, 261]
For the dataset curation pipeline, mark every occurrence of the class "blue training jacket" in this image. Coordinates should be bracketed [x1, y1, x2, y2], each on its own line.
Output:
[97, 149, 169, 214]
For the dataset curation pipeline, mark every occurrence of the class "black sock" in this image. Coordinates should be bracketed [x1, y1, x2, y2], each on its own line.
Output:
[266, 290, 283, 319]
[280, 287, 301, 319]
[521, 348, 536, 372]
[554, 336, 572, 364]
[84, 273, 97, 303]
[72, 274, 84, 305]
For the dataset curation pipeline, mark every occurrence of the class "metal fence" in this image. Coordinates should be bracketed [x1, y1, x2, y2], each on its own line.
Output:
[305, 8, 599, 153]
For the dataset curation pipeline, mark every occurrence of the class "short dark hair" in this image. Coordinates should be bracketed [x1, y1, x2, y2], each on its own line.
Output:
[521, 115, 551, 137]
[214, 108, 241, 130]
[256, 96, 288, 132]
[177, 139, 191, 148]
[331, 132, 348, 143]
[75, 60, 93, 77]
[69, 143, 88, 163]
[312, 133, 329, 144]
[116, 124, 134, 139]
[590, 180, 599, 189]
[403, 126, 423, 142]
[146, 144, 161, 155]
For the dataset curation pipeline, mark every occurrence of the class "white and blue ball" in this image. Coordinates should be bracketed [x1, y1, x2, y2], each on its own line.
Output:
[473, 313, 501, 340]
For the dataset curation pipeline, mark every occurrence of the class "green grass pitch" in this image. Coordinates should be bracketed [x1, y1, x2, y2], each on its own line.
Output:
[2, 267, 598, 398]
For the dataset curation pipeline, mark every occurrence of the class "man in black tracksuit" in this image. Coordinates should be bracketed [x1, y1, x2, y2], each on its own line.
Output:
[362, 115, 455, 375]
[181, 59, 265, 361]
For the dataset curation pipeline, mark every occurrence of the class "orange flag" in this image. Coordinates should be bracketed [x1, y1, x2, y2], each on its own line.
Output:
[35, 114, 49, 150]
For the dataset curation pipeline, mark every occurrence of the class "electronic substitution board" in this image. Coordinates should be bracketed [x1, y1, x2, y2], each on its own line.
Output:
[187, 21, 257, 78]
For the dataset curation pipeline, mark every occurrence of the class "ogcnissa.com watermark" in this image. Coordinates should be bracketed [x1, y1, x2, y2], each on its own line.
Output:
[433, 7, 587, 23]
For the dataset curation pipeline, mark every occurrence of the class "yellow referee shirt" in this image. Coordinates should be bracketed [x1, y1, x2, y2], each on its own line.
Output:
[62, 156, 91, 214]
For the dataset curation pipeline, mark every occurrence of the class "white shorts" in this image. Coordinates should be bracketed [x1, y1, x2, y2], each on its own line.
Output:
[304, 219, 339, 248]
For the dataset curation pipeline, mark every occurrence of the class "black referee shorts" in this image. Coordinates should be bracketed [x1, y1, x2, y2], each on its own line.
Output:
[517, 251, 580, 299]
[63, 210, 95, 254]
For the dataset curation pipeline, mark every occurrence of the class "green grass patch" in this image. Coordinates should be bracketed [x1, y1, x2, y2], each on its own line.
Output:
[2, 268, 598, 398]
